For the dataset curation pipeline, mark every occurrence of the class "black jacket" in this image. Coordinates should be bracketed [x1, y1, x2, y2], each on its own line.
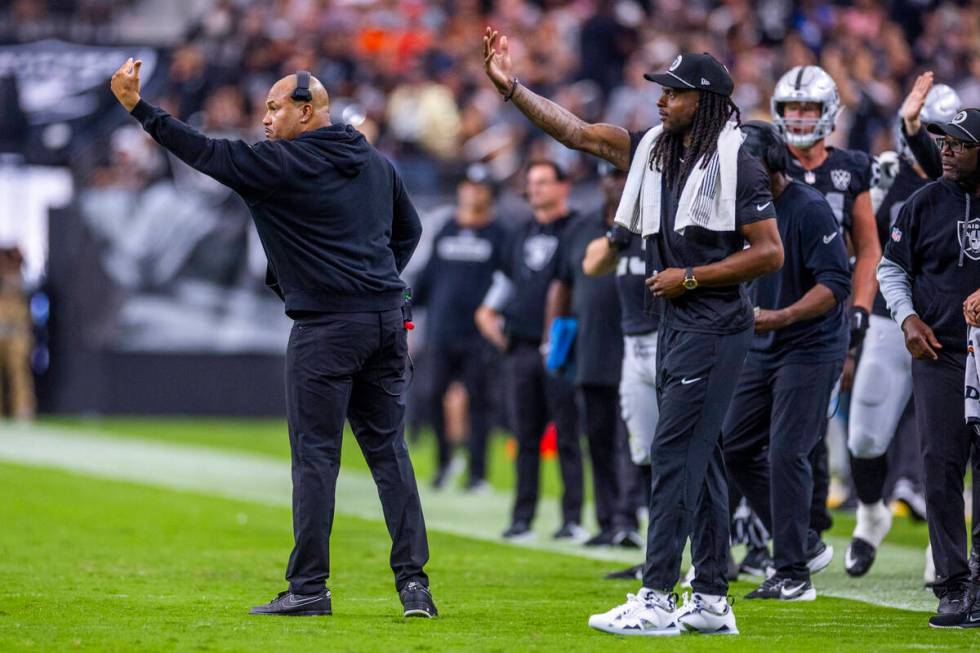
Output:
[884, 177, 980, 349]
[902, 122, 943, 181]
[130, 100, 422, 316]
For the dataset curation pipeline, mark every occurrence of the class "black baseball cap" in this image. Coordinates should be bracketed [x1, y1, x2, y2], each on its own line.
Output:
[644, 52, 734, 97]
[926, 108, 980, 144]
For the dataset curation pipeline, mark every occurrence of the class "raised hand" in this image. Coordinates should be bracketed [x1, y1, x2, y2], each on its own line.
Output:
[899, 71, 934, 135]
[110, 57, 143, 112]
[483, 27, 514, 95]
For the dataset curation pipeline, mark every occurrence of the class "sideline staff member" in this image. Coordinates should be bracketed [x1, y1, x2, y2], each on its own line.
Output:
[110, 60, 436, 618]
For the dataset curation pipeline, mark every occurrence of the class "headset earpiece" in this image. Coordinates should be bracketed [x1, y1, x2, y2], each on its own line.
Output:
[292, 70, 313, 103]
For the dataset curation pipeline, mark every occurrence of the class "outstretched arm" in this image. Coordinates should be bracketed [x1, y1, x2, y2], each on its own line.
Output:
[899, 71, 943, 179]
[110, 58, 282, 200]
[483, 28, 632, 170]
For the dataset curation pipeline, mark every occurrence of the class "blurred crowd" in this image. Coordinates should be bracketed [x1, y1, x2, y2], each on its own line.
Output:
[15, 0, 972, 197]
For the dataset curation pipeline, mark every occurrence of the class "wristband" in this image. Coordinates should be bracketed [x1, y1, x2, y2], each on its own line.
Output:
[503, 78, 519, 102]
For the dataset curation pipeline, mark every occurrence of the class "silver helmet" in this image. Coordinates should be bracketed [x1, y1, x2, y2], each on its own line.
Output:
[896, 83, 962, 164]
[771, 66, 841, 148]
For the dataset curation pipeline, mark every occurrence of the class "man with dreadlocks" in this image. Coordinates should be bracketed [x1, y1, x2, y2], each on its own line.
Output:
[484, 31, 783, 636]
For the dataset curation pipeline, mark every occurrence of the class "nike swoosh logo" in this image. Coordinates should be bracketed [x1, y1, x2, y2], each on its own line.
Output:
[780, 584, 803, 599]
[681, 377, 702, 385]
[823, 232, 838, 244]
[756, 202, 771, 211]
[844, 548, 857, 569]
[970, 613, 980, 623]
[284, 595, 323, 607]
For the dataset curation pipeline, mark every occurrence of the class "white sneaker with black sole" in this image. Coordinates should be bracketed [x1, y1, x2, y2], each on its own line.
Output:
[845, 500, 892, 577]
[676, 592, 739, 635]
[744, 574, 816, 601]
[588, 588, 680, 636]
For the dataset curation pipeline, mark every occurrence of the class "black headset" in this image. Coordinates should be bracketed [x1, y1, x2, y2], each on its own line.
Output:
[291, 70, 313, 103]
[741, 120, 789, 174]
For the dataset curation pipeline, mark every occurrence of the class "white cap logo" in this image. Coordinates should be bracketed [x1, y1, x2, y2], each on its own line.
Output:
[953, 111, 967, 124]
[669, 55, 682, 71]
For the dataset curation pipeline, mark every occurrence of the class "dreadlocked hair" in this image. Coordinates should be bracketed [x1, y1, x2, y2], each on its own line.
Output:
[649, 91, 742, 190]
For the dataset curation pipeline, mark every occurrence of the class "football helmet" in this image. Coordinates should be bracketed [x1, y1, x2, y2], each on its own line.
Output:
[771, 66, 841, 148]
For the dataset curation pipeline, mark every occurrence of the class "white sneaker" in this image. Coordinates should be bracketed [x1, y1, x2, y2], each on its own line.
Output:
[588, 588, 680, 637]
[680, 565, 695, 589]
[676, 592, 739, 635]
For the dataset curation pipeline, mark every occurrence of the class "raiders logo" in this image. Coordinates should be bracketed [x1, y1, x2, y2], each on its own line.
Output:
[523, 234, 559, 271]
[953, 111, 968, 124]
[669, 55, 682, 71]
[958, 217, 980, 261]
[830, 169, 851, 191]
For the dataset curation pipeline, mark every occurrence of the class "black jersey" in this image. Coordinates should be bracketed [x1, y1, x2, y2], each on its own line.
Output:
[785, 145, 876, 234]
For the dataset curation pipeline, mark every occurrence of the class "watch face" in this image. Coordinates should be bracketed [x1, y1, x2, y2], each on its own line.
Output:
[683, 279, 697, 290]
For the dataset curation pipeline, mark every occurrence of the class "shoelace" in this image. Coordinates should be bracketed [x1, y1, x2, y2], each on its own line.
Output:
[682, 592, 732, 615]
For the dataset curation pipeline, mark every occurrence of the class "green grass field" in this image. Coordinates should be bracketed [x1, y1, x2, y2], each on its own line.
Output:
[1, 417, 977, 651]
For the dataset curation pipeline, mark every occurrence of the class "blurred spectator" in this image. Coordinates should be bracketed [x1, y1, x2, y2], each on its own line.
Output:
[0, 246, 34, 420]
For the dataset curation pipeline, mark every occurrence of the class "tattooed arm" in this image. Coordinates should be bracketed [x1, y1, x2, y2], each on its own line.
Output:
[483, 27, 632, 171]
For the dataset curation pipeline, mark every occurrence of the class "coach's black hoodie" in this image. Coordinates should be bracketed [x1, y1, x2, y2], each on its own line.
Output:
[130, 100, 422, 316]
[884, 176, 980, 349]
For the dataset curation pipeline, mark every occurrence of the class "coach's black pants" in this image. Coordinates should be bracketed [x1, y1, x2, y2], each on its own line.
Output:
[429, 339, 493, 482]
[642, 325, 751, 596]
[723, 359, 842, 580]
[581, 383, 635, 532]
[284, 310, 429, 594]
[911, 349, 980, 598]
[507, 340, 583, 526]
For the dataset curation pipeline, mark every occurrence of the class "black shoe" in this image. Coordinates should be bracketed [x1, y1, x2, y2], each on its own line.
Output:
[745, 574, 816, 601]
[929, 589, 969, 628]
[612, 529, 644, 549]
[960, 588, 980, 628]
[805, 537, 834, 574]
[604, 563, 643, 581]
[249, 590, 332, 616]
[502, 521, 534, 541]
[552, 522, 588, 541]
[738, 545, 773, 577]
[584, 530, 617, 547]
[400, 581, 437, 618]
[844, 537, 876, 577]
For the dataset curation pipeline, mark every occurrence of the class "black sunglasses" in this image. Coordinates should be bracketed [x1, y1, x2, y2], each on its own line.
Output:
[935, 137, 980, 154]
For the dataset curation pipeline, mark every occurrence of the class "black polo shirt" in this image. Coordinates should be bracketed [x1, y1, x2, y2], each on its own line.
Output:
[616, 235, 660, 336]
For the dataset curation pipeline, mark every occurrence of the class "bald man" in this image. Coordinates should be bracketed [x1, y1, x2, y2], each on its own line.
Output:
[110, 60, 436, 618]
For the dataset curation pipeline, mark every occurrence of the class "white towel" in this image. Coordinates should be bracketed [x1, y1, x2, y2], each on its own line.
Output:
[965, 327, 980, 431]
[614, 120, 744, 237]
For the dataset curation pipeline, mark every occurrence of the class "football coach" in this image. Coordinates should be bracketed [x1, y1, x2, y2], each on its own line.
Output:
[110, 59, 436, 618]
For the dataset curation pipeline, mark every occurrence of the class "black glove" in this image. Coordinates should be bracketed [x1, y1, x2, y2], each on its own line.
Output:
[849, 306, 870, 350]
[605, 223, 633, 253]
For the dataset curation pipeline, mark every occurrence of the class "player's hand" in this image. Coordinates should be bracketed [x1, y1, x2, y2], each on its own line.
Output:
[646, 268, 685, 299]
[963, 289, 980, 327]
[110, 57, 143, 112]
[849, 306, 870, 350]
[899, 71, 934, 136]
[902, 314, 941, 360]
[754, 308, 790, 333]
[483, 27, 515, 96]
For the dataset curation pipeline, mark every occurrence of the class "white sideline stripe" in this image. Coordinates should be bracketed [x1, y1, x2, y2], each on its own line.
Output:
[0, 424, 936, 612]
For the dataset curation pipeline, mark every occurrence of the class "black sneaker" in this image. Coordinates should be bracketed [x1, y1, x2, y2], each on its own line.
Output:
[584, 530, 617, 547]
[960, 588, 980, 628]
[844, 537, 876, 577]
[400, 581, 438, 618]
[502, 521, 534, 541]
[604, 563, 643, 581]
[745, 574, 816, 601]
[805, 536, 834, 574]
[929, 589, 969, 628]
[738, 545, 773, 577]
[552, 522, 588, 541]
[249, 589, 332, 616]
[612, 529, 644, 549]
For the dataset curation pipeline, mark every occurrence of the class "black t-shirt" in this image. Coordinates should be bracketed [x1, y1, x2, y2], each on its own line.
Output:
[785, 145, 876, 234]
[629, 130, 778, 334]
[871, 161, 929, 317]
[501, 212, 576, 343]
[555, 211, 624, 386]
[616, 234, 660, 335]
[414, 217, 511, 346]
[883, 178, 980, 351]
[748, 181, 852, 367]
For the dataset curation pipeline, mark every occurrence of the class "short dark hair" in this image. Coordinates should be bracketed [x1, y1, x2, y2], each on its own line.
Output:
[525, 159, 567, 182]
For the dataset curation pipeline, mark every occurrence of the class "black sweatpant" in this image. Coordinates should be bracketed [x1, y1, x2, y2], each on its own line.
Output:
[507, 341, 583, 526]
[428, 339, 493, 482]
[284, 310, 429, 594]
[581, 383, 633, 532]
[723, 359, 842, 579]
[642, 325, 752, 596]
[911, 349, 980, 597]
